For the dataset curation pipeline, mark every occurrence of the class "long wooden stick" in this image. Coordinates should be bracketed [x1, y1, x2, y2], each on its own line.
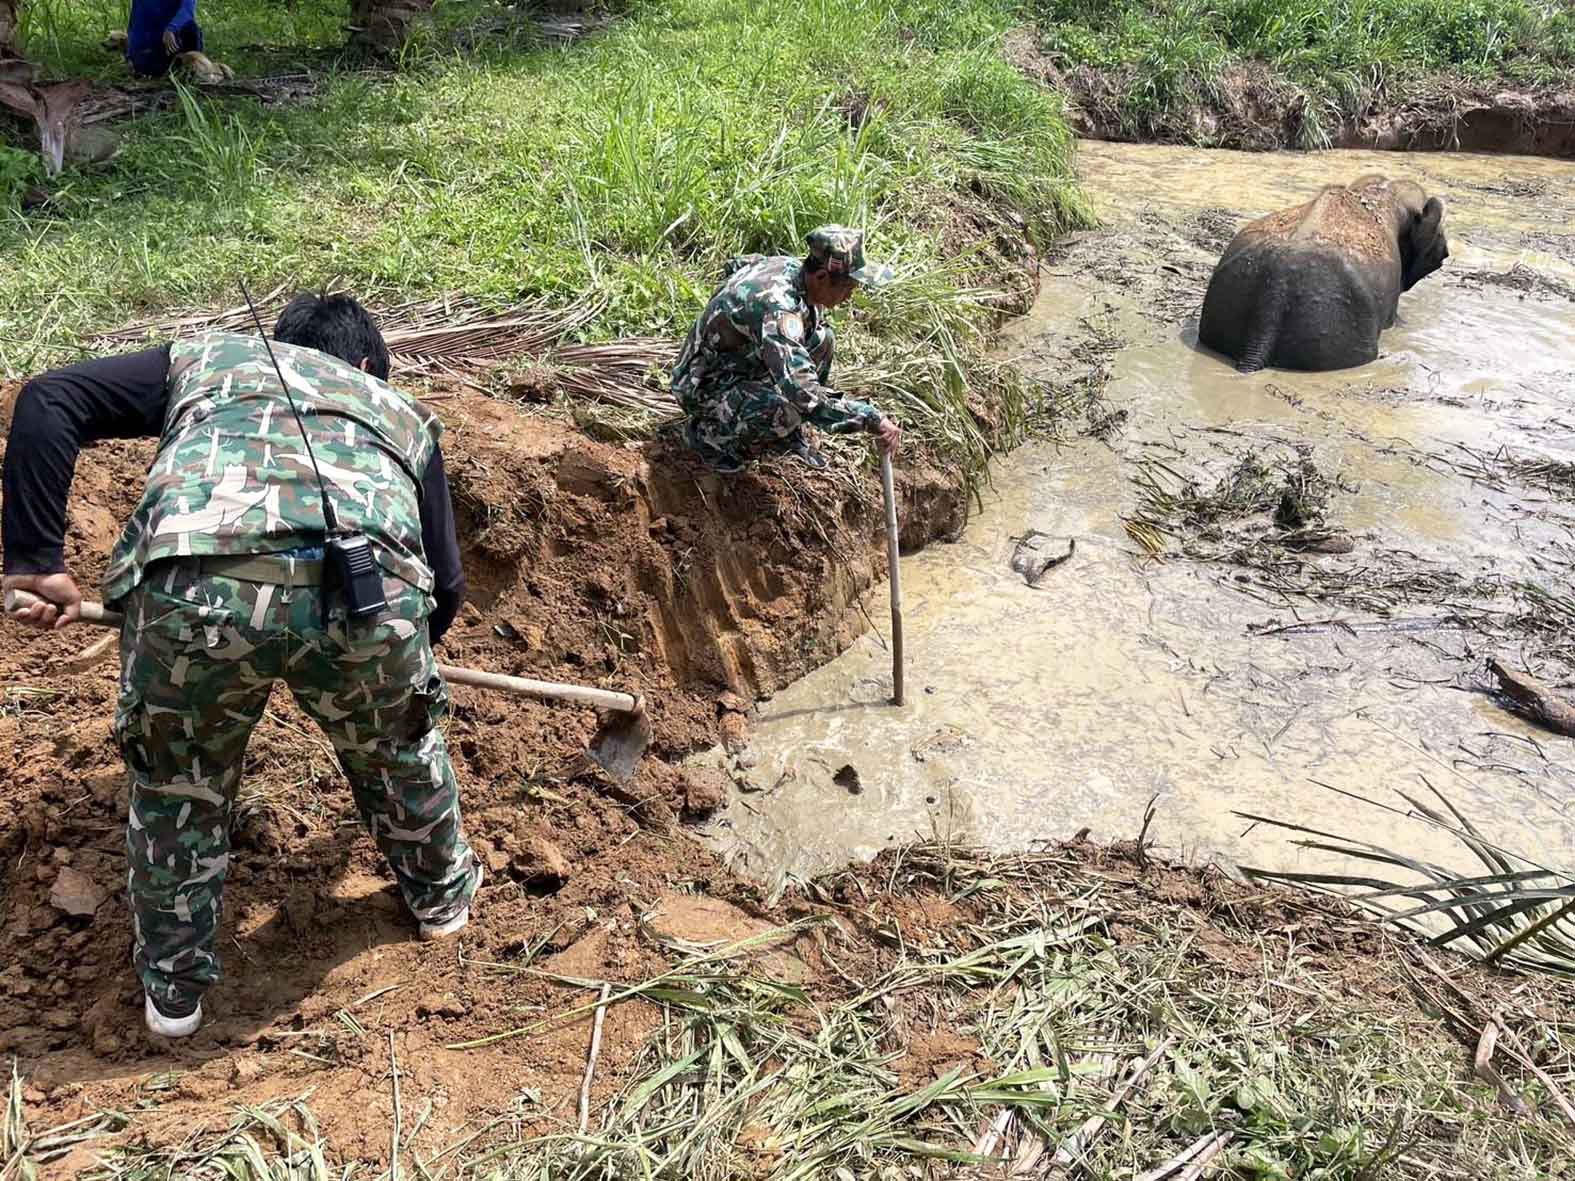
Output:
[578, 982, 612, 1134]
[880, 452, 904, 707]
[388, 1031, 403, 1181]
[441, 664, 641, 716]
[5, 590, 643, 715]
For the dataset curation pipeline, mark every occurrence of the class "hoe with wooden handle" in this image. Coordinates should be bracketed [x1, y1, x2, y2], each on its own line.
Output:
[5, 588, 651, 782]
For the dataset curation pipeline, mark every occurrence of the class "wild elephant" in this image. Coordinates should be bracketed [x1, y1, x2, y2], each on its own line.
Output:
[1198, 176, 1448, 373]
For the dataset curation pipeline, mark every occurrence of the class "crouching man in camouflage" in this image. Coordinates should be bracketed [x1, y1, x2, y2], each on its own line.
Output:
[1, 294, 481, 1039]
[673, 225, 902, 473]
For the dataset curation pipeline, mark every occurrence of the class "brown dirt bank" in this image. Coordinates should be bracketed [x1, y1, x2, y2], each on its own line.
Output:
[0, 379, 969, 1160]
[1005, 29, 1575, 158]
[9, 832, 1570, 1175]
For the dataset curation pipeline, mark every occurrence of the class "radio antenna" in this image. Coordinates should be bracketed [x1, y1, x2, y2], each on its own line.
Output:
[239, 279, 340, 535]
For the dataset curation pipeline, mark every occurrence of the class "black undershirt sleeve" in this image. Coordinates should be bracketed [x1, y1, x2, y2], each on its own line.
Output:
[417, 443, 467, 645]
[2, 346, 172, 576]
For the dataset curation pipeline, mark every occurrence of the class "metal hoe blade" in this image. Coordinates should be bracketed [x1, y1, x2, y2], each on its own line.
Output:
[588, 709, 652, 784]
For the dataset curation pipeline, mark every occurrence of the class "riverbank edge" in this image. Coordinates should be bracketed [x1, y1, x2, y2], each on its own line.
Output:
[1006, 27, 1575, 158]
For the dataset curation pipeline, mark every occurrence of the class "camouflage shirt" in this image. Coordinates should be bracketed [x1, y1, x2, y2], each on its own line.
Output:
[102, 332, 441, 604]
[672, 255, 880, 434]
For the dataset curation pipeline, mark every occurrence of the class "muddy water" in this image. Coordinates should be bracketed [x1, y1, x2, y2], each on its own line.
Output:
[702, 143, 1575, 888]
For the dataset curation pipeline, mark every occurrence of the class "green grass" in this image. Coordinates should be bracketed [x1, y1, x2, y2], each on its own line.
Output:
[0, 0, 1092, 479]
[1027, 0, 1575, 143]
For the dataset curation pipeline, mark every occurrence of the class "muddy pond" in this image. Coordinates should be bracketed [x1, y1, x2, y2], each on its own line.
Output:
[702, 141, 1575, 890]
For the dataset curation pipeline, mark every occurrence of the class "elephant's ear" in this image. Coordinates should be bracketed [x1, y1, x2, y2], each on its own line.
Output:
[1401, 196, 1449, 289]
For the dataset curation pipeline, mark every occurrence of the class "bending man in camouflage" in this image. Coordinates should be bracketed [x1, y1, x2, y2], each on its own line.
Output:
[673, 225, 902, 472]
[2, 294, 479, 1039]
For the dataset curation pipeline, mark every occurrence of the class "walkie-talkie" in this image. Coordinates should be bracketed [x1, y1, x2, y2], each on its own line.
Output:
[240, 281, 388, 621]
[325, 531, 388, 619]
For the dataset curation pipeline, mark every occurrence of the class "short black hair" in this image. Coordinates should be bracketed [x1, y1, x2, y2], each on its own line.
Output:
[274, 292, 391, 380]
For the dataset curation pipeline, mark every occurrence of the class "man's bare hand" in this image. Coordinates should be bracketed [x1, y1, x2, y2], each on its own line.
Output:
[3, 573, 84, 631]
[163, 28, 179, 54]
[873, 417, 901, 456]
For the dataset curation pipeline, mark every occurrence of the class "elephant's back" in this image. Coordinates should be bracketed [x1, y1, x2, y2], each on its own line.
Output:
[1225, 197, 1318, 253]
[1298, 190, 1394, 264]
[1228, 189, 1393, 265]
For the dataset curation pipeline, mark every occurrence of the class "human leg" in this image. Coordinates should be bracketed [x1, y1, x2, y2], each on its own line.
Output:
[285, 580, 479, 930]
[685, 379, 807, 470]
[116, 564, 280, 1023]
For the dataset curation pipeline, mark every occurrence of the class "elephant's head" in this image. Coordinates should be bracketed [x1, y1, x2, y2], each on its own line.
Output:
[1397, 189, 1448, 291]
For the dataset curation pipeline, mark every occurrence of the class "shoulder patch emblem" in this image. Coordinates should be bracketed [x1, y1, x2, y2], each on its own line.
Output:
[777, 312, 805, 343]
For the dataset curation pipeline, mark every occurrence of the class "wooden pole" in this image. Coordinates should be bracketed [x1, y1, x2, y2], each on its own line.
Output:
[880, 452, 904, 707]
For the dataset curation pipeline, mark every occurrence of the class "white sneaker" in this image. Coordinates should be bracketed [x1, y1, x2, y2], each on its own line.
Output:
[419, 863, 483, 941]
[144, 993, 202, 1038]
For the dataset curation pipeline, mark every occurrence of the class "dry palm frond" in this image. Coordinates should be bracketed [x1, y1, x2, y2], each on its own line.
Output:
[92, 282, 289, 345]
[92, 292, 605, 379]
[507, 338, 680, 441]
[545, 338, 679, 414]
[386, 300, 606, 375]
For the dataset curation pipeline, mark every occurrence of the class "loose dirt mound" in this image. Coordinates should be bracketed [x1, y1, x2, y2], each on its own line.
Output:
[0, 382, 966, 1160]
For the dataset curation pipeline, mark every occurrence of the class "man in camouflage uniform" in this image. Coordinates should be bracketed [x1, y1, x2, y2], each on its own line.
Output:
[2, 294, 478, 1039]
[673, 225, 902, 472]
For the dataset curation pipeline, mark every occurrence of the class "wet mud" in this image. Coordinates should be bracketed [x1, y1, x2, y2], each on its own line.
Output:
[705, 141, 1575, 887]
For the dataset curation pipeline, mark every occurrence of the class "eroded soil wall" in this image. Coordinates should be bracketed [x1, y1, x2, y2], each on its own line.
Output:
[1005, 31, 1575, 158]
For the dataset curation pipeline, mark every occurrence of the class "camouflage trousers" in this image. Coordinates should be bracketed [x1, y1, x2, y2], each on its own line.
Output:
[683, 326, 835, 467]
[114, 560, 479, 1009]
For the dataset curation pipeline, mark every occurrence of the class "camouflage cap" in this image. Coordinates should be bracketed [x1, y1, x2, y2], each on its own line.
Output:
[806, 225, 894, 289]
